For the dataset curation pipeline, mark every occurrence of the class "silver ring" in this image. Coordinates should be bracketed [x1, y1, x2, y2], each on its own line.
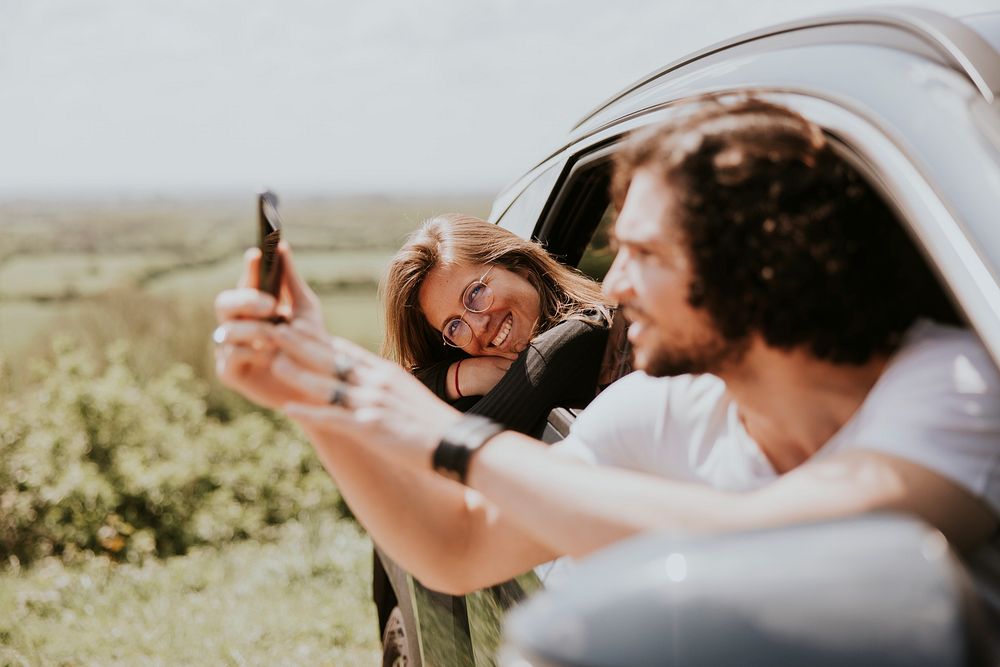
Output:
[328, 384, 349, 407]
[212, 325, 227, 346]
[333, 354, 355, 381]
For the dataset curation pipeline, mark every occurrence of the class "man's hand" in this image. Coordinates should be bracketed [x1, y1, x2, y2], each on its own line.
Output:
[453, 355, 513, 398]
[271, 340, 464, 470]
[213, 243, 327, 409]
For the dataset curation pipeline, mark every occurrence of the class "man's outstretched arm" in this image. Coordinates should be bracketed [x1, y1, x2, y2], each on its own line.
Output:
[214, 247, 558, 595]
[465, 432, 997, 556]
[292, 421, 561, 595]
[279, 336, 996, 581]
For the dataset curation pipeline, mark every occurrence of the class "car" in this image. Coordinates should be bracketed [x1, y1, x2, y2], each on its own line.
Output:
[501, 514, 995, 666]
[374, 6, 1000, 665]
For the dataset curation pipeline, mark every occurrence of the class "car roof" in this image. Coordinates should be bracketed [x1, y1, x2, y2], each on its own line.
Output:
[490, 6, 1000, 365]
[961, 10, 1000, 55]
[573, 6, 1000, 137]
[496, 6, 999, 191]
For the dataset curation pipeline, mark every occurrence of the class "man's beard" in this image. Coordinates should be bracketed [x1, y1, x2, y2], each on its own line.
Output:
[636, 327, 748, 378]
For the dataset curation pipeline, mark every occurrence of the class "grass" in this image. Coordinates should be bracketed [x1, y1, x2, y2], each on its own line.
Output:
[0, 513, 380, 667]
[0, 252, 178, 298]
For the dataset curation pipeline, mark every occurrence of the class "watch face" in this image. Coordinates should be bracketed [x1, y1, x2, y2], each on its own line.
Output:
[433, 415, 505, 485]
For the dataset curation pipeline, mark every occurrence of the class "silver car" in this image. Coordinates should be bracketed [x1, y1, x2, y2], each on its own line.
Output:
[376, 6, 1000, 665]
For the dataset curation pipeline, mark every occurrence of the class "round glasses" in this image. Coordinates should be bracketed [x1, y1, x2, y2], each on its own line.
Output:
[442, 266, 495, 348]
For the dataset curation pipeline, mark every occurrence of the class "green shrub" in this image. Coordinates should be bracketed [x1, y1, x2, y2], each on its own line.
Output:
[7, 288, 248, 421]
[0, 338, 343, 565]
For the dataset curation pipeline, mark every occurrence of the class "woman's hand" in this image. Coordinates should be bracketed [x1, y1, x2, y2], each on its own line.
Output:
[453, 356, 514, 399]
[213, 243, 327, 409]
[272, 340, 464, 470]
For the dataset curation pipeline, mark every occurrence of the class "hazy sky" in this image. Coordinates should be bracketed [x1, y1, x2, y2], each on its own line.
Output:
[2, 0, 997, 196]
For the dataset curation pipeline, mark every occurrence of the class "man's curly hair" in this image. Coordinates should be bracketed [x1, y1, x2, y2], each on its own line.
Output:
[612, 97, 958, 364]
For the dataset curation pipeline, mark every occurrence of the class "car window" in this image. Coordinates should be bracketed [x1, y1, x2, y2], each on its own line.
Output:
[576, 203, 616, 281]
[532, 143, 617, 266]
[493, 162, 562, 240]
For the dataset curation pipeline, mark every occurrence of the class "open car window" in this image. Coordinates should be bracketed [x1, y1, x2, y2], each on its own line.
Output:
[576, 204, 616, 282]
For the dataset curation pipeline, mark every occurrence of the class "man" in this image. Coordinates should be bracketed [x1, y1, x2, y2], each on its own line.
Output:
[215, 98, 1000, 616]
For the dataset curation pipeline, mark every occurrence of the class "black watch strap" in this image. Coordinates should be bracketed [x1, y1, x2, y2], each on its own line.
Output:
[433, 415, 505, 485]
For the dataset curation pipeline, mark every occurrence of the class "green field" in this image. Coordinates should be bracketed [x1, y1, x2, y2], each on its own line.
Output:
[0, 194, 490, 664]
[0, 195, 489, 358]
[1, 515, 379, 667]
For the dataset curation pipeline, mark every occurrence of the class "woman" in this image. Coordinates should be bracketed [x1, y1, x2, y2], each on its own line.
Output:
[370, 214, 615, 654]
[380, 213, 615, 437]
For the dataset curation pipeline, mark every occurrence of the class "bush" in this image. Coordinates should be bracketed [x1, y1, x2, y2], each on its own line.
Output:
[0, 338, 343, 565]
[8, 288, 248, 422]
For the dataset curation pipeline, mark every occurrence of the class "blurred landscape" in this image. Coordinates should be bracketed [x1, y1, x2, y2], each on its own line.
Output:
[0, 195, 489, 665]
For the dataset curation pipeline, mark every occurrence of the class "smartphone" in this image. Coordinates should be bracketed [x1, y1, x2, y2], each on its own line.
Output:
[257, 190, 283, 298]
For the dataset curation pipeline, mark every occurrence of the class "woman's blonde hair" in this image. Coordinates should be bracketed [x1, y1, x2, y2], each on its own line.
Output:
[380, 213, 613, 369]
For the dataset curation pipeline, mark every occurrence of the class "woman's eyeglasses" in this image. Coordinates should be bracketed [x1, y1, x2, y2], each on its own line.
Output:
[442, 266, 495, 348]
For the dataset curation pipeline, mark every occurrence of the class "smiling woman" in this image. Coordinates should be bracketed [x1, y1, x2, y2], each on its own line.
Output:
[374, 213, 617, 664]
[381, 213, 615, 423]
[420, 263, 540, 357]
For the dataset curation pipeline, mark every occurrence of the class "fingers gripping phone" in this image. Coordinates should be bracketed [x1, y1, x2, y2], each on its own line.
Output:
[258, 191, 283, 298]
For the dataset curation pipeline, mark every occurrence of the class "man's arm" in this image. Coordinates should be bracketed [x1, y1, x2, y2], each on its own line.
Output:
[215, 248, 558, 595]
[287, 325, 604, 592]
[296, 421, 560, 595]
[278, 335, 996, 584]
[467, 433, 998, 557]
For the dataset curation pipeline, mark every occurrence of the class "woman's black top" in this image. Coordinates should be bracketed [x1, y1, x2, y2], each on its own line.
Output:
[414, 315, 610, 438]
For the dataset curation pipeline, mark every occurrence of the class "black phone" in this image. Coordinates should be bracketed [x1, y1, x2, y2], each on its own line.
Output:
[257, 190, 283, 298]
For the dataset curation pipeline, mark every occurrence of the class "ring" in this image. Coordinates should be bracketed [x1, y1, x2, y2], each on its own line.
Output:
[328, 384, 349, 407]
[333, 353, 355, 381]
[212, 325, 227, 346]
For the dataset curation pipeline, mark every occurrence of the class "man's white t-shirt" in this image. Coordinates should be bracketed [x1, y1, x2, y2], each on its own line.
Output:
[555, 320, 1000, 616]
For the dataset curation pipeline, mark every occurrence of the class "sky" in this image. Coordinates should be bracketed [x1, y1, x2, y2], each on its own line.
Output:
[2, 0, 998, 197]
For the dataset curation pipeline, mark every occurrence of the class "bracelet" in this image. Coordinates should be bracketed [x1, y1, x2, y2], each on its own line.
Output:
[454, 359, 464, 398]
[432, 415, 505, 485]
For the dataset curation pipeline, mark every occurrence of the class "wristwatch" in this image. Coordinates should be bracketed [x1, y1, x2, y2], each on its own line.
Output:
[432, 415, 506, 485]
